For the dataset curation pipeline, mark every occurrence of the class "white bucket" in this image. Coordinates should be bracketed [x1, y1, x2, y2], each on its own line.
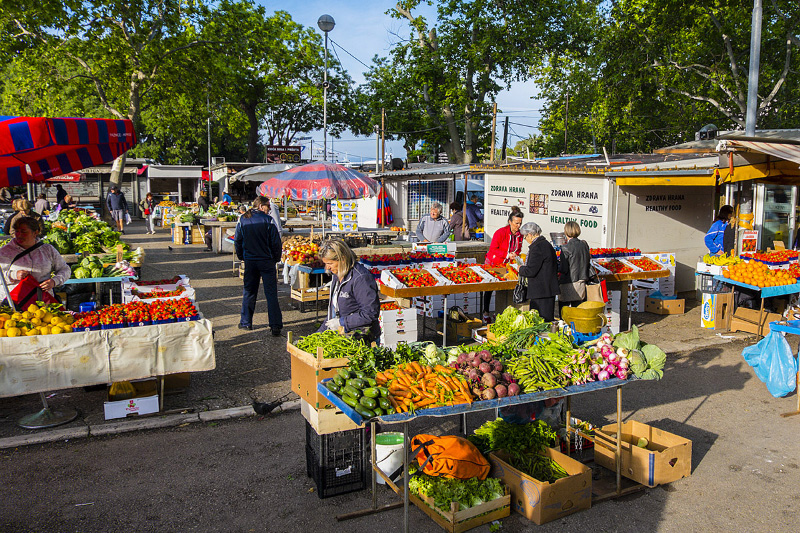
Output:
[375, 432, 405, 485]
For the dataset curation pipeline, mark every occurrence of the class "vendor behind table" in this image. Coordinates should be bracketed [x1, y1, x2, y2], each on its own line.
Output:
[483, 206, 524, 320]
[416, 202, 450, 243]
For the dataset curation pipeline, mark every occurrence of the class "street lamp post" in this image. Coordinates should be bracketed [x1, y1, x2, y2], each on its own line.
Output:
[317, 14, 335, 162]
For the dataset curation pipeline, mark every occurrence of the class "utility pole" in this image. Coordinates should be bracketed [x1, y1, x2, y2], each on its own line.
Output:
[745, 0, 762, 137]
[206, 94, 212, 196]
[374, 124, 380, 174]
[501, 116, 509, 161]
[490, 102, 497, 162]
[564, 90, 569, 154]
[381, 108, 386, 172]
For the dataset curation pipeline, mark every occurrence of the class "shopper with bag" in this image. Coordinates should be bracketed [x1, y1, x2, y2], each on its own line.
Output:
[558, 221, 592, 314]
[517, 222, 559, 322]
[139, 192, 157, 235]
[0, 217, 70, 308]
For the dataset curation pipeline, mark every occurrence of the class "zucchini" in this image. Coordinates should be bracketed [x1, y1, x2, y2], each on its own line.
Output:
[325, 381, 341, 394]
[354, 404, 375, 419]
[341, 394, 358, 408]
[365, 378, 377, 387]
[354, 371, 368, 379]
[337, 368, 352, 380]
[332, 375, 345, 387]
[342, 385, 362, 399]
[378, 387, 389, 398]
[362, 387, 380, 398]
[378, 397, 392, 411]
[347, 378, 367, 389]
[372, 407, 384, 416]
[359, 396, 377, 410]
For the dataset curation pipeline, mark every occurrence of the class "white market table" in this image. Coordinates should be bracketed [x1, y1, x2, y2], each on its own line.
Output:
[201, 220, 238, 254]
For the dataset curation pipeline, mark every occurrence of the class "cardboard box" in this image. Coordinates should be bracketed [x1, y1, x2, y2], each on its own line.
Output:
[729, 308, 783, 336]
[593, 420, 692, 488]
[331, 220, 358, 232]
[438, 318, 483, 343]
[380, 329, 419, 347]
[104, 379, 160, 420]
[332, 211, 357, 222]
[489, 449, 591, 525]
[191, 225, 205, 244]
[300, 399, 362, 434]
[645, 297, 685, 315]
[700, 292, 734, 330]
[332, 199, 358, 211]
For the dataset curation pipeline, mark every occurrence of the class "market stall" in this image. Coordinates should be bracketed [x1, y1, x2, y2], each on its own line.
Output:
[289, 313, 678, 532]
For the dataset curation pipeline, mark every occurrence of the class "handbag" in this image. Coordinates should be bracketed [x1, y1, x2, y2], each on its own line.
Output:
[144, 208, 151, 215]
[560, 280, 586, 302]
[5, 242, 58, 309]
[513, 275, 528, 304]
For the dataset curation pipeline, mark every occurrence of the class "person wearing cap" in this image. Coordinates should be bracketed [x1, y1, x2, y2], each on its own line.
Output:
[106, 185, 129, 234]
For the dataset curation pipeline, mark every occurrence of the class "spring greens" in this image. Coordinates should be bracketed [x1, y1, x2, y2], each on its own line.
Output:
[408, 464, 505, 511]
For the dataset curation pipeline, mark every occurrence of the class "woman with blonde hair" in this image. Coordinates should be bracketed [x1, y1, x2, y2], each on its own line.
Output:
[318, 239, 381, 341]
[4, 199, 45, 237]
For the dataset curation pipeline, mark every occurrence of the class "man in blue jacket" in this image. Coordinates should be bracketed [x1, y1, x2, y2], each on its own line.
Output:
[106, 185, 129, 234]
[234, 196, 283, 335]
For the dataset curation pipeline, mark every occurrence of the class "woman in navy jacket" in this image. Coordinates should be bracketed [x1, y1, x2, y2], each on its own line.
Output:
[518, 222, 559, 322]
[319, 239, 381, 342]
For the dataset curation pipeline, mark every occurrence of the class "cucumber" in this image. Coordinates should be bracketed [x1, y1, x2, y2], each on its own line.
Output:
[333, 375, 346, 387]
[378, 387, 389, 398]
[347, 378, 367, 389]
[342, 394, 358, 408]
[359, 396, 377, 410]
[365, 378, 377, 387]
[354, 404, 375, 419]
[372, 407, 384, 416]
[378, 397, 392, 411]
[354, 371, 368, 379]
[325, 381, 341, 394]
[362, 387, 380, 398]
[337, 368, 352, 380]
[342, 385, 362, 399]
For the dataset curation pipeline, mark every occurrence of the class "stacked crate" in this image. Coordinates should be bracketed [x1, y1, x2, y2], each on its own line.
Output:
[331, 199, 358, 233]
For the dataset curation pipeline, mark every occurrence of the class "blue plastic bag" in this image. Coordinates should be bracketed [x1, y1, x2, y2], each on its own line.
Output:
[742, 330, 798, 398]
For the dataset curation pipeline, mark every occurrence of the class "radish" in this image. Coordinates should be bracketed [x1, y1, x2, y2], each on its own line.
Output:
[607, 352, 618, 363]
[600, 344, 614, 358]
[606, 364, 617, 375]
[591, 363, 601, 374]
[616, 368, 628, 379]
[597, 370, 610, 381]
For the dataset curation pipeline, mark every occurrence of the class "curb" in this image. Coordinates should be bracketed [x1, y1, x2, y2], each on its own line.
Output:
[0, 401, 301, 451]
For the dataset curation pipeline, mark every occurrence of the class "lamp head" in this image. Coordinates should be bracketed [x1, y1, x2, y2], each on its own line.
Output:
[317, 14, 335, 33]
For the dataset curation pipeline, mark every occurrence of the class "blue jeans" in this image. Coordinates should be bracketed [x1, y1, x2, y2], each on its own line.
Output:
[240, 260, 282, 329]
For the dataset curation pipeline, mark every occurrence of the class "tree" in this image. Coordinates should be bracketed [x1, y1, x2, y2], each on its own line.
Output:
[5, 0, 210, 183]
[385, 0, 599, 163]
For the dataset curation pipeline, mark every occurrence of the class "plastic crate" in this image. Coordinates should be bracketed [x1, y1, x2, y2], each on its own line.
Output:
[696, 273, 731, 293]
[304, 421, 367, 498]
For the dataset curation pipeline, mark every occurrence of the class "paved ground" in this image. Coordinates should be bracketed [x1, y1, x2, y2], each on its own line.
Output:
[3, 220, 800, 532]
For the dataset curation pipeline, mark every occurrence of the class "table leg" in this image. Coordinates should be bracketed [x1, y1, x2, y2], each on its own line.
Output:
[442, 312, 448, 347]
[758, 297, 765, 337]
[213, 227, 222, 254]
[404, 421, 409, 533]
[565, 396, 572, 456]
[616, 385, 622, 495]
[371, 421, 377, 510]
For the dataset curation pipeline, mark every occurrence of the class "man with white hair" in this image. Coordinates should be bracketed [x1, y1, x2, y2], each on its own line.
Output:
[415, 202, 450, 242]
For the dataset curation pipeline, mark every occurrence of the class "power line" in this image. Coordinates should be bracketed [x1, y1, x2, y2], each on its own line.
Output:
[329, 38, 372, 71]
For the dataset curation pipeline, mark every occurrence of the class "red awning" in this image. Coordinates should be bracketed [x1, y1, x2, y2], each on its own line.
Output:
[46, 172, 81, 182]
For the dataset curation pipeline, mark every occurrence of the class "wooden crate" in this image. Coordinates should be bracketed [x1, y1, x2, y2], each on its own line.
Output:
[288, 333, 350, 409]
[191, 225, 205, 244]
[409, 487, 510, 533]
[291, 287, 330, 312]
[300, 399, 363, 434]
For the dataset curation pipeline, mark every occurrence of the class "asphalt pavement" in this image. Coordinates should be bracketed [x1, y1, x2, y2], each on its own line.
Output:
[2, 221, 800, 532]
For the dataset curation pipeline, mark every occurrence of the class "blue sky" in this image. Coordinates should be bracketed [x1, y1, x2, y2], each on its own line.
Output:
[261, 0, 543, 161]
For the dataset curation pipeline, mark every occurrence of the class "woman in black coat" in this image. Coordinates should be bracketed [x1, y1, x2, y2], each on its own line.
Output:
[518, 222, 559, 322]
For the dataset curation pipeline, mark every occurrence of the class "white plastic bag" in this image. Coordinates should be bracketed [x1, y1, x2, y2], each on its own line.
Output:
[124, 213, 132, 225]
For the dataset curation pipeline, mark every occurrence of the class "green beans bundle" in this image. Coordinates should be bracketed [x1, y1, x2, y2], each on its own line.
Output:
[506, 333, 578, 392]
[294, 330, 372, 359]
[510, 452, 569, 483]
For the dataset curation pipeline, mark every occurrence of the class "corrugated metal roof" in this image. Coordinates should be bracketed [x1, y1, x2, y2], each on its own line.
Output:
[370, 164, 472, 179]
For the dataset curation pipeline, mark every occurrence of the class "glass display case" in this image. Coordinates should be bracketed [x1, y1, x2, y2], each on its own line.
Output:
[759, 184, 796, 249]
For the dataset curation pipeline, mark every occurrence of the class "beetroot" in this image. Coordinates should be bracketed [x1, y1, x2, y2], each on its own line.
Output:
[479, 362, 492, 374]
[472, 386, 482, 396]
[481, 388, 497, 400]
[495, 384, 508, 398]
[492, 360, 503, 372]
[479, 350, 493, 362]
[467, 369, 480, 382]
[502, 372, 514, 383]
[491, 371, 502, 382]
[507, 383, 521, 396]
[457, 353, 470, 365]
[470, 357, 482, 368]
[481, 373, 497, 388]
[468, 351, 476, 359]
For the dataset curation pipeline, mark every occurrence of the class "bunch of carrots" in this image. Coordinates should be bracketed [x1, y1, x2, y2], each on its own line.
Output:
[376, 361, 474, 413]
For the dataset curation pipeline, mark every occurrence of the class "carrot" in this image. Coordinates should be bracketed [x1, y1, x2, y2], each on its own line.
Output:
[414, 397, 437, 408]
[458, 382, 473, 404]
[410, 361, 423, 375]
[436, 377, 453, 391]
[422, 390, 436, 400]
[434, 365, 449, 373]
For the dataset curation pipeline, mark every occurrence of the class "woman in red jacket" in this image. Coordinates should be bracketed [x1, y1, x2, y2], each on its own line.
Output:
[483, 207, 524, 320]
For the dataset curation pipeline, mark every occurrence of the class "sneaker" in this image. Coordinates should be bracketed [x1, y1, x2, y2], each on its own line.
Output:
[238, 324, 253, 331]
[271, 328, 281, 337]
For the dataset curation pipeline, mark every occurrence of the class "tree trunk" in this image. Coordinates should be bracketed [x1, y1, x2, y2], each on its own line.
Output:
[241, 101, 260, 162]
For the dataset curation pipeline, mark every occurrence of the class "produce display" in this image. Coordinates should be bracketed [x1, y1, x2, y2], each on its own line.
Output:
[469, 419, 567, 483]
[380, 301, 402, 311]
[96, 248, 144, 265]
[407, 464, 505, 512]
[488, 307, 547, 338]
[627, 257, 665, 272]
[389, 226, 407, 232]
[701, 251, 742, 266]
[136, 276, 183, 286]
[294, 330, 374, 359]
[0, 303, 74, 337]
[436, 265, 483, 284]
[392, 267, 439, 288]
[789, 263, 800, 279]
[44, 210, 128, 255]
[157, 200, 177, 207]
[612, 326, 666, 380]
[72, 298, 199, 329]
[723, 260, 797, 287]
[595, 258, 634, 274]
[70, 256, 136, 279]
[282, 236, 320, 265]
[450, 348, 520, 399]
[505, 332, 597, 391]
[589, 247, 640, 258]
[131, 285, 187, 299]
[361, 251, 454, 266]
[741, 250, 799, 263]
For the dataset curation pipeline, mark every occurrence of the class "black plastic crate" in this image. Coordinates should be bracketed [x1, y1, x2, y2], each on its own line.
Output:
[305, 421, 367, 498]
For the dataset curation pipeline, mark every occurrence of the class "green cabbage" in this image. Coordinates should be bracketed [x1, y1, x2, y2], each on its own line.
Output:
[74, 267, 90, 279]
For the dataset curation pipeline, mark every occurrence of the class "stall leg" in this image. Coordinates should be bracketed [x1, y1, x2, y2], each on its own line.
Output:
[781, 364, 800, 418]
[371, 421, 377, 510]
[460, 413, 467, 436]
[18, 392, 78, 429]
[565, 396, 572, 456]
[616, 385, 622, 495]
[442, 313, 447, 347]
[404, 421, 409, 533]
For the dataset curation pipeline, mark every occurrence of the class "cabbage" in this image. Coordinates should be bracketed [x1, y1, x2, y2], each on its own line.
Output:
[74, 267, 90, 279]
[612, 325, 640, 352]
[628, 349, 648, 374]
[91, 268, 102, 278]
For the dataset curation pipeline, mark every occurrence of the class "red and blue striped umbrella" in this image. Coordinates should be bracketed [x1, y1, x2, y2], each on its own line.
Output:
[376, 184, 393, 224]
[0, 116, 137, 186]
[256, 161, 379, 200]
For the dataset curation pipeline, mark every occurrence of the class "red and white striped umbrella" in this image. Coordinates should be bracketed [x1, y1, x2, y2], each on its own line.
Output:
[256, 161, 379, 200]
